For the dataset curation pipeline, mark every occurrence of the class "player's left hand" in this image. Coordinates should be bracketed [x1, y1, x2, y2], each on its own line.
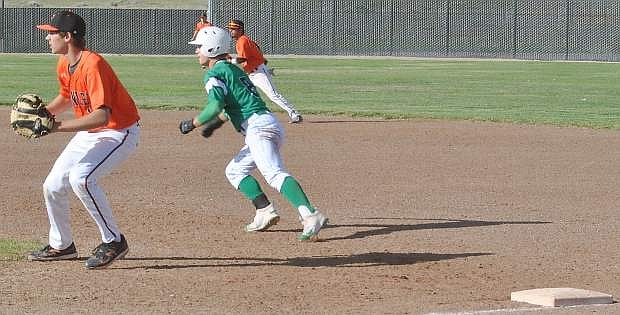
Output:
[179, 119, 196, 134]
[10, 93, 56, 139]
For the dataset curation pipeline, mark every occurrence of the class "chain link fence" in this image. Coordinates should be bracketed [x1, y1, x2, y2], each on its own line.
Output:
[2, 0, 620, 60]
[1, 8, 204, 54]
[208, 0, 620, 61]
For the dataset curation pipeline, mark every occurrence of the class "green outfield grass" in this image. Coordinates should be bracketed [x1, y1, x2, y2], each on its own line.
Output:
[1, 54, 618, 129]
[0, 239, 42, 261]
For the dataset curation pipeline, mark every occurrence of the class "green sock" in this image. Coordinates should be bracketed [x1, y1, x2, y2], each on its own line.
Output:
[238, 176, 264, 200]
[280, 176, 315, 213]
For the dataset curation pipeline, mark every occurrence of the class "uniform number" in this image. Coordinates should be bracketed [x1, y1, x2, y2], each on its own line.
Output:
[239, 77, 260, 98]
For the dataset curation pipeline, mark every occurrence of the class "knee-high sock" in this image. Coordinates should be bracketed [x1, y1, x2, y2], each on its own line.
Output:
[238, 175, 265, 201]
[280, 176, 315, 214]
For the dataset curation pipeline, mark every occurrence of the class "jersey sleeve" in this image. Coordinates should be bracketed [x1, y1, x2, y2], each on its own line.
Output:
[56, 58, 70, 98]
[235, 36, 264, 73]
[236, 36, 252, 59]
[197, 77, 227, 124]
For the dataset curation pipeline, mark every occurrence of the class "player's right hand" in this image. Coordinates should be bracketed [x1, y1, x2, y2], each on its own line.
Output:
[179, 119, 196, 134]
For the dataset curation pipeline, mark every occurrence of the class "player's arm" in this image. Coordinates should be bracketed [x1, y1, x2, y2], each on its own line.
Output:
[46, 59, 74, 115]
[229, 39, 250, 65]
[45, 94, 73, 115]
[52, 107, 110, 132]
[200, 111, 228, 138]
[179, 77, 227, 135]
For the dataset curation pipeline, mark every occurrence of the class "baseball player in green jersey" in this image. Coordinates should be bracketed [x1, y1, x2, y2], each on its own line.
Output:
[179, 26, 327, 241]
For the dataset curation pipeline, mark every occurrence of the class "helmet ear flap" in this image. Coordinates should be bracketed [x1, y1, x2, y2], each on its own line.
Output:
[200, 45, 218, 56]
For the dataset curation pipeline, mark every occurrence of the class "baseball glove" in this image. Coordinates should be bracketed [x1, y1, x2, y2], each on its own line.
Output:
[10, 94, 55, 139]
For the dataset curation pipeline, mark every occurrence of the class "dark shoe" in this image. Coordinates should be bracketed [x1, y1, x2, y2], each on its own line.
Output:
[27, 243, 78, 261]
[85, 234, 129, 269]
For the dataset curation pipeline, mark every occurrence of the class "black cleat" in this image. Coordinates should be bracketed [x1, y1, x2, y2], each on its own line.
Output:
[85, 234, 129, 269]
[27, 243, 78, 261]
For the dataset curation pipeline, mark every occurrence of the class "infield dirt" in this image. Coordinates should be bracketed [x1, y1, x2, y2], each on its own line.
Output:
[1, 108, 619, 314]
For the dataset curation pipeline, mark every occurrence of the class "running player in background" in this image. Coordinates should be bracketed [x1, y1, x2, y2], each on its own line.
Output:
[191, 13, 213, 41]
[180, 26, 327, 241]
[225, 19, 303, 124]
[27, 11, 140, 269]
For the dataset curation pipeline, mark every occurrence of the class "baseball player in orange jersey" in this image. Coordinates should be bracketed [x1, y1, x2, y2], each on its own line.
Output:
[191, 12, 213, 41]
[27, 11, 140, 269]
[226, 19, 303, 123]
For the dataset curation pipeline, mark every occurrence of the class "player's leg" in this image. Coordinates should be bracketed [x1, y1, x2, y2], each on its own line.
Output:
[249, 65, 302, 123]
[30, 135, 84, 261]
[67, 126, 139, 268]
[68, 128, 137, 242]
[225, 144, 280, 232]
[246, 114, 327, 240]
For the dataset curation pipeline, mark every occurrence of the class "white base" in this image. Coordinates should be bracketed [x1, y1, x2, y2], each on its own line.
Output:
[511, 288, 613, 307]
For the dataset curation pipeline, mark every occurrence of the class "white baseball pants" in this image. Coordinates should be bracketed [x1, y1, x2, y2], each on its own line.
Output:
[226, 113, 291, 191]
[249, 64, 298, 118]
[42, 123, 140, 250]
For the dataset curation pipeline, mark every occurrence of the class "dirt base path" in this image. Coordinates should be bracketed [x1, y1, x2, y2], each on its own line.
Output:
[1, 108, 619, 314]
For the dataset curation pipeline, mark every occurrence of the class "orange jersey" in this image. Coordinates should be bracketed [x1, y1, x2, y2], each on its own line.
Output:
[235, 34, 266, 73]
[195, 20, 213, 31]
[56, 50, 140, 131]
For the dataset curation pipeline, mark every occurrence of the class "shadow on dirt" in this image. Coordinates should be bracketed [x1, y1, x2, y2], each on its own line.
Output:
[271, 218, 551, 241]
[306, 120, 400, 124]
[109, 218, 546, 270]
[115, 251, 491, 270]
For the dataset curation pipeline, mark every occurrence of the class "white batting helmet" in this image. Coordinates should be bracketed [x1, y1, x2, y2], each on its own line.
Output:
[189, 26, 231, 58]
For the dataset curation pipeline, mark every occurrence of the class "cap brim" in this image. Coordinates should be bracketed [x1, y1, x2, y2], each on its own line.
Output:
[37, 24, 60, 32]
[188, 39, 201, 45]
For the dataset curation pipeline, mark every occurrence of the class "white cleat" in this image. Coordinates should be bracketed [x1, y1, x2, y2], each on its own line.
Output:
[289, 111, 303, 124]
[245, 204, 280, 232]
[298, 211, 328, 242]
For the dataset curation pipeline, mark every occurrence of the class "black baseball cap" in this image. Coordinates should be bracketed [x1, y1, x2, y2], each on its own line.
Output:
[226, 19, 244, 30]
[37, 10, 86, 38]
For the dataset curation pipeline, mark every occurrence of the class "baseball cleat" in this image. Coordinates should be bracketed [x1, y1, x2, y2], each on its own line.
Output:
[289, 112, 303, 124]
[245, 204, 280, 232]
[297, 213, 329, 228]
[85, 234, 129, 269]
[27, 243, 78, 261]
[298, 211, 328, 242]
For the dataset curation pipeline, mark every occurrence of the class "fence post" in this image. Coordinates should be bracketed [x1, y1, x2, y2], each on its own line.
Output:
[331, 0, 336, 55]
[0, 8, 4, 53]
[565, 0, 570, 60]
[512, 0, 518, 59]
[207, 0, 213, 21]
[389, 0, 394, 56]
[270, 0, 274, 54]
[445, 0, 451, 56]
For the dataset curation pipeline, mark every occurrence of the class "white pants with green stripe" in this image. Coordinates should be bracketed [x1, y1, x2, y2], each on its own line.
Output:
[226, 112, 291, 191]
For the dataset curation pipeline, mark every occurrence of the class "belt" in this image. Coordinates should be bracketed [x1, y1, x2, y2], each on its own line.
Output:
[249, 63, 266, 74]
[240, 110, 271, 134]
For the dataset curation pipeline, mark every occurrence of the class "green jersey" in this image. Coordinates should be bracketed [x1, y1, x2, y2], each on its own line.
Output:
[196, 60, 269, 132]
